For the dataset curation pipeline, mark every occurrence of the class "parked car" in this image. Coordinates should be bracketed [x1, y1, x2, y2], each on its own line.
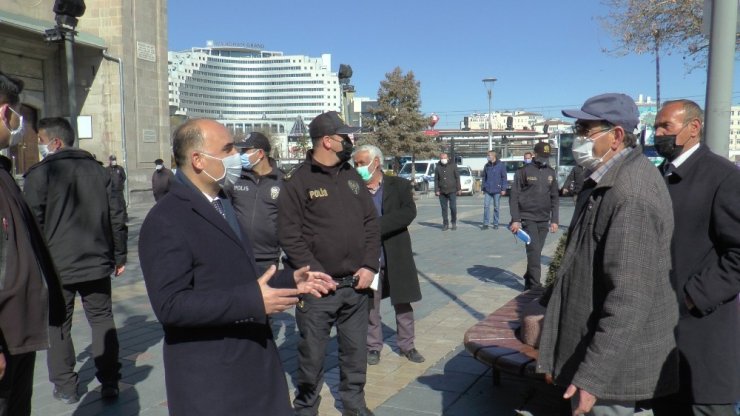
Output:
[398, 160, 437, 192]
[458, 165, 475, 196]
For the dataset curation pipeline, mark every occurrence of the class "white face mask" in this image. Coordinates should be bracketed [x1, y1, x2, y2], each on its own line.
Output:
[3, 106, 25, 147]
[201, 151, 242, 187]
[572, 129, 613, 170]
[440, 158, 448, 165]
[155, 165, 163, 171]
[39, 144, 52, 159]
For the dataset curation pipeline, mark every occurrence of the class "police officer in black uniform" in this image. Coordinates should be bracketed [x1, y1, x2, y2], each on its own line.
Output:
[508, 142, 559, 290]
[227, 132, 284, 275]
[107, 155, 127, 222]
[278, 111, 380, 416]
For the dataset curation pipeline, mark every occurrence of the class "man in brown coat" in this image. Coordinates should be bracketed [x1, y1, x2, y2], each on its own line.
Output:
[538, 93, 679, 415]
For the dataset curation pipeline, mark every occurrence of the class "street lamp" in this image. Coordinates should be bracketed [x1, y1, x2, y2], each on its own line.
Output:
[482, 78, 497, 151]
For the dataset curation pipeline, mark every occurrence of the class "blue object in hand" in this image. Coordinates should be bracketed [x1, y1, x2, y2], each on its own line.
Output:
[516, 229, 531, 245]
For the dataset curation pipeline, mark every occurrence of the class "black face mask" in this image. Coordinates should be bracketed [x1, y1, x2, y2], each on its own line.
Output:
[654, 135, 684, 161]
[533, 156, 548, 167]
[336, 138, 353, 164]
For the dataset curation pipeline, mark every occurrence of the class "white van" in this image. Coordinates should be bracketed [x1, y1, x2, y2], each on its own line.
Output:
[499, 157, 526, 192]
[398, 160, 437, 192]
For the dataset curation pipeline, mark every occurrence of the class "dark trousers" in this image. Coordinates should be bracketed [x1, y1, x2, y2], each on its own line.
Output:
[293, 287, 369, 415]
[110, 191, 127, 221]
[47, 278, 121, 393]
[438, 192, 457, 226]
[367, 271, 415, 353]
[522, 220, 550, 289]
[0, 351, 35, 416]
[653, 394, 738, 416]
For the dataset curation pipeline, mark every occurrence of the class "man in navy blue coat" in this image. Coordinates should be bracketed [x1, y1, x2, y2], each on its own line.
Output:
[139, 118, 335, 416]
[481, 150, 507, 229]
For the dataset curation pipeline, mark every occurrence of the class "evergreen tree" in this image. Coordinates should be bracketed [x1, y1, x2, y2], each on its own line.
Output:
[363, 67, 437, 165]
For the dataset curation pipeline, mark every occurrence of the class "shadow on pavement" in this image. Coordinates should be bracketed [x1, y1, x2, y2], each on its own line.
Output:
[466, 265, 525, 291]
[71, 315, 160, 415]
[413, 348, 567, 416]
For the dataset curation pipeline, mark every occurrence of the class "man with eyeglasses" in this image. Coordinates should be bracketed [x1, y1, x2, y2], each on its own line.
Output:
[650, 100, 740, 416]
[538, 93, 679, 416]
[226, 132, 284, 275]
[279, 111, 380, 416]
[0, 70, 65, 416]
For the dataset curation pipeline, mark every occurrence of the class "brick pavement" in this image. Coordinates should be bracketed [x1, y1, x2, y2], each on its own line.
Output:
[30, 193, 574, 416]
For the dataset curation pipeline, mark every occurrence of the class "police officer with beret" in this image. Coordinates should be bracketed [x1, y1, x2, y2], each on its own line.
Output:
[227, 132, 284, 274]
[508, 142, 559, 290]
[278, 111, 380, 416]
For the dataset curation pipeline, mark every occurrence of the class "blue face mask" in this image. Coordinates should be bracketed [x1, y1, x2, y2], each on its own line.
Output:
[524, 158, 532, 164]
[240, 150, 259, 170]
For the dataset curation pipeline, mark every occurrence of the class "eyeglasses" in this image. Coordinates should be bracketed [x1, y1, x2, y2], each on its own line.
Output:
[573, 124, 613, 139]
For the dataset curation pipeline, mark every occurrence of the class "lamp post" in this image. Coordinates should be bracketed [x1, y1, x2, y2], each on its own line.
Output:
[482, 78, 497, 151]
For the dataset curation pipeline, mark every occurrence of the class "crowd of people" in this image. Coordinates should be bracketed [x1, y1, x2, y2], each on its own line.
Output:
[1, 64, 738, 416]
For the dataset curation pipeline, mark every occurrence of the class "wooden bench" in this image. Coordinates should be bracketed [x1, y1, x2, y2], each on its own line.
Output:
[464, 287, 546, 386]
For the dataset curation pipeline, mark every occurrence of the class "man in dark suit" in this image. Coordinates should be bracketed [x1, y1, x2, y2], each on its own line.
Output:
[139, 118, 335, 416]
[353, 145, 425, 366]
[539, 93, 679, 415]
[652, 100, 740, 416]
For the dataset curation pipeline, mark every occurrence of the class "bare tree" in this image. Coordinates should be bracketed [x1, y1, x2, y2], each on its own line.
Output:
[599, 0, 721, 106]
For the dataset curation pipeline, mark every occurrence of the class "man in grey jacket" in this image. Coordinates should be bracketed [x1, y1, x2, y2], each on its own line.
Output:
[538, 93, 678, 415]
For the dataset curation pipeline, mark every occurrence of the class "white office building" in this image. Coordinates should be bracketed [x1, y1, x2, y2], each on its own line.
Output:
[168, 41, 342, 150]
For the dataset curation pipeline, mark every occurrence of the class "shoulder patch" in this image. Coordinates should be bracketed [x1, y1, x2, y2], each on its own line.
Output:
[283, 163, 306, 182]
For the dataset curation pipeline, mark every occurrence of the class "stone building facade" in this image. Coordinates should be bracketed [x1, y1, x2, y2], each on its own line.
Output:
[0, 0, 169, 203]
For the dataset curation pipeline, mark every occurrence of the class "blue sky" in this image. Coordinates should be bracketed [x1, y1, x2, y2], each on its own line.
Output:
[168, 0, 739, 129]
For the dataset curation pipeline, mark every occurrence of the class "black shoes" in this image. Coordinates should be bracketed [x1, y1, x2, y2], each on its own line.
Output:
[101, 383, 119, 399]
[442, 224, 449, 231]
[367, 350, 380, 366]
[401, 348, 426, 363]
[342, 407, 375, 416]
[493, 224, 499, 229]
[451, 223, 457, 231]
[481, 225, 489, 230]
[53, 387, 80, 404]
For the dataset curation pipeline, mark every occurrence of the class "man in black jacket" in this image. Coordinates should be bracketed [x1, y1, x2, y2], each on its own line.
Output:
[279, 111, 380, 416]
[0, 70, 65, 416]
[651, 100, 740, 416]
[106, 154, 127, 221]
[509, 142, 559, 290]
[151, 158, 174, 202]
[227, 132, 284, 274]
[433, 153, 461, 230]
[24, 117, 127, 404]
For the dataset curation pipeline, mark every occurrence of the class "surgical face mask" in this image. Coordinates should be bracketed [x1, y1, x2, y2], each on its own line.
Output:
[155, 165, 163, 171]
[111, 160, 117, 166]
[654, 135, 684, 161]
[201, 151, 243, 187]
[3, 106, 25, 146]
[572, 129, 613, 170]
[38, 144, 51, 159]
[524, 158, 532, 164]
[240, 150, 260, 171]
[440, 158, 448, 165]
[355, 159, 377, 182]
